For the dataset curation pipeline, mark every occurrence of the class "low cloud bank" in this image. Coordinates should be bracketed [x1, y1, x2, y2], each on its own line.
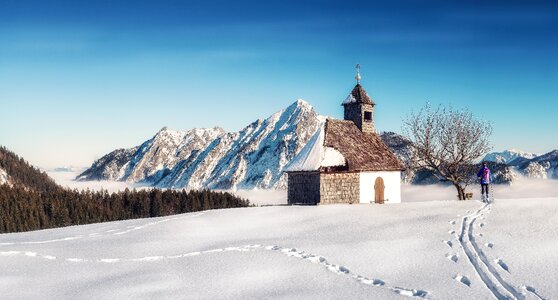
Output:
[47, 170, 150, 193]
[403, 176, 558, 202]
[48, 170, 558, 204]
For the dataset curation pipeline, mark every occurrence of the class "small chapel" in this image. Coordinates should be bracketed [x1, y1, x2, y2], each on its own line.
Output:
[285, 66, 404, 205]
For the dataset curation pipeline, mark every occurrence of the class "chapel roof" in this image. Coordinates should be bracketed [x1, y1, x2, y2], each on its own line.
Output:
[285, 119, 404, 172]
[324, 119, 403, 171]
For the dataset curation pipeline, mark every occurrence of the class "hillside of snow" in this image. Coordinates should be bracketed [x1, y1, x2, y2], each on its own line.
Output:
[1, 197, 557, 299]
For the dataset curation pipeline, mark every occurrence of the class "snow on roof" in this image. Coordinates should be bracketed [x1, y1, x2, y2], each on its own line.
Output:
[342, 94, 357, 105]
[341, 84, 375, 106]
[284, 123, 346, 172]
[285, 118, 404, 172]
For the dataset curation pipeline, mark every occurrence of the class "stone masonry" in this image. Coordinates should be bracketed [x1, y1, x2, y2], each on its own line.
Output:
[287, 171, 360, 205]
[319, 172, 360, 204]
[343, 103, 374, 134]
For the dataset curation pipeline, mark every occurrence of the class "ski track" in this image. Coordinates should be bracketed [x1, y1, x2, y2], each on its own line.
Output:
[0, 244, 430, 299]
[0, 212, 204, 246]
[456, 202, 544, 300]
[522, 286, 547, 300]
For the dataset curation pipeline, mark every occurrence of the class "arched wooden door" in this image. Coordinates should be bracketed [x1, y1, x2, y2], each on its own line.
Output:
[374, 177, 385, 204]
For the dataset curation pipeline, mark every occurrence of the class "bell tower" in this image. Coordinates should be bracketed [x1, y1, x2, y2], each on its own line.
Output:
[342, 64, 375, 134]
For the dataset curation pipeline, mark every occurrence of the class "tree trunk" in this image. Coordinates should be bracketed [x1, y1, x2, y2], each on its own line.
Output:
[454, 183, 466, 200]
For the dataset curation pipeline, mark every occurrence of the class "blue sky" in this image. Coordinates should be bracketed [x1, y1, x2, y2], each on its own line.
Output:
[0, 0, 557, 168]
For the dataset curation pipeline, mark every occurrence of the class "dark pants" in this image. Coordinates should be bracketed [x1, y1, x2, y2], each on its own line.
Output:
[481, 184, 489, 196]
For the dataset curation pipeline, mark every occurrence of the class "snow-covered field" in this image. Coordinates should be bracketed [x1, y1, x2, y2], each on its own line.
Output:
[1, 197, 557, 299]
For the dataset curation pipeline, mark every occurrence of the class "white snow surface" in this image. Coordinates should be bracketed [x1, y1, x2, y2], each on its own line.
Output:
[342, 93, 357, 104]
[284, 123, 346, 172]
[0, 167, 9, 186]
[1, 198, 557, 299]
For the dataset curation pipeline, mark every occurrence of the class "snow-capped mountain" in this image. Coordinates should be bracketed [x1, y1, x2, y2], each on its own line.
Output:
[77, 100, 322, 189]
[483, 149, 538, 165]
[78, 100, 556, 189]
[483, 149, 558, 180]
[516, 150, 558, 179]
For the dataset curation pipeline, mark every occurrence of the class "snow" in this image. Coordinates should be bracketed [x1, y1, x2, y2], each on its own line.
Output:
[0, 167, 8, 185]
[322, 147, 346, 167]
[79, 99, 322, 190]
[470, 198, 558, 299]
[2, 197, 558, 299]
[229, 189, 287, 206]
[342, 93, 357, 104]
[284, 123, 346, 172]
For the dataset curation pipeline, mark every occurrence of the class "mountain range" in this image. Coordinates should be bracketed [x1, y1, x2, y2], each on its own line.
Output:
[77, 101, 558, 189]
[77, 100, 322, 189]
[482, 149, 558, 179]
[482, 149, 538, 165]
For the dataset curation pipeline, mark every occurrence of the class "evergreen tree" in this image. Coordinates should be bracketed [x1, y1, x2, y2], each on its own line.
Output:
[0, 146, 251, 233]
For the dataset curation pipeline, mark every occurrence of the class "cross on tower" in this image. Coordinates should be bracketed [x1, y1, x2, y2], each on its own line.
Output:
[355, 64, 361, 84]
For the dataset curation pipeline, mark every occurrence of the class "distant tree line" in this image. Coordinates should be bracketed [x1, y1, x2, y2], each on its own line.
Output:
[0, 146, 251, 233]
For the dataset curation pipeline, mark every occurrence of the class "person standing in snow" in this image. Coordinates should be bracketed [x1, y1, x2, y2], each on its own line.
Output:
[477, 162, 492, 202]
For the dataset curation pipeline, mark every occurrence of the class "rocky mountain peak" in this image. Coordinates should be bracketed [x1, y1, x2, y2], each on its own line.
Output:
[77, 99, 558, 188]
[78, 99, 322, 189]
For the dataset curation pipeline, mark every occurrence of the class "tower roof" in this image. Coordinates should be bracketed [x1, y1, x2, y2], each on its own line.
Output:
[342, 84, 375, 106]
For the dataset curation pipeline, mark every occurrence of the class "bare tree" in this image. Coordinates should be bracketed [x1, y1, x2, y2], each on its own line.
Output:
[403, 104, 493, 200]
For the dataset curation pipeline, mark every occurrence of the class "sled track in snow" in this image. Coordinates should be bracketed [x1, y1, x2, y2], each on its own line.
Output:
[458, 203, 527, 300]
[1, 244, 429, 299]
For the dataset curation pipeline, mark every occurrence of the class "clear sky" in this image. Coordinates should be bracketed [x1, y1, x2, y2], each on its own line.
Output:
[1, 0, 557, 169]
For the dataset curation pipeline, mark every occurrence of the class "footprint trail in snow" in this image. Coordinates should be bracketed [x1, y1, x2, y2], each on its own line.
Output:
[0, 244, 430, 299]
